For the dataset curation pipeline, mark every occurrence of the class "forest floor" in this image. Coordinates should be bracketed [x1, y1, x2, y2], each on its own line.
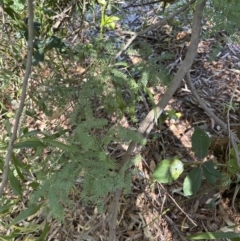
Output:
[1, 1, 240, 241]
[54, 2, 240, 240]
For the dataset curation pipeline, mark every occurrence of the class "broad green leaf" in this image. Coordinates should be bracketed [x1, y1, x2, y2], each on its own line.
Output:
[202, 161, 222, 184]
[33, 48, 45, 65]
[191, 127, 210, 159]
[186, 231, 240, 239]
[152, 158, 183, 184]
[183, 167, 202, 196]
[202, 168, 217, 184]
[202, 161, 222, 177]
[170, 158, 184, 180]
[44, 36, 66, 52]
[9, 169, 22, 197]
[42, 138, 78, 151]
[13, 138, 45, 149]
[11, 204, 42, 225]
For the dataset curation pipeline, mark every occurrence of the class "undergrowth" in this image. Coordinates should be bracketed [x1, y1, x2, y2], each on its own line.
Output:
[0, 0, 240, 236]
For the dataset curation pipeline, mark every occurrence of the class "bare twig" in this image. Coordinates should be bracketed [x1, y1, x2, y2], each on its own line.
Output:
[109, 1, 206, 240]
[167, 192, 197, 226]
[108, 189, 121, 241]
[0, 0, 34, 197]
[113, 0, 197, 61]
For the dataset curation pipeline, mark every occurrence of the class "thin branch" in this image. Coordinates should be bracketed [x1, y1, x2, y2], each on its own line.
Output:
[109, 1, 206, 240]
[0, 0, 34, 197]
[113, 0, 197, 61]
[108, 189, 121, 241]
[119, 0, 206, 167]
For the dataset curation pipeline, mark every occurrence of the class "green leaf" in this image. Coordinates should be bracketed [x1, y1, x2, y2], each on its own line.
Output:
[102, 15, 120, 29]
[11, 204, 42, 226]
[202, 161, 222, 184]
[33, 48, 45, 65]
[20, 129, 40, 138]
[202, 161, 222, 177]
[191, 127, 210, 159]
[0, 203, 14, 214]
[113, 62, 128, 67]
[13, 138, 45, 149]
[42, 138, 78, 151]
[203, 168, 217, 184]
[183, 167, 202, 196]
[12, 154, 31, 170]
[0, 232, 20, 240]
[42, 129, 71, 139]
[186, 231, 240, 239]
[37, 221, 50, 241]
[9, 169, 22, 197]
[3, 6, 21, 21]
[3, 119, 12, 136]
[152, 158, 183, 184]
[12, 161, 25, 182]
[97, 0, 106, 6]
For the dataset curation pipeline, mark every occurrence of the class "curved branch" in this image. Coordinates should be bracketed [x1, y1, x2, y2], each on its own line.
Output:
[120, 0, 207, 166]
[0, 0, 34, 197]
[109, 1, 206, 240]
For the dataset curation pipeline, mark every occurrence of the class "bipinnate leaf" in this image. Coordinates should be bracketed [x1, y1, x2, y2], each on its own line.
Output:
[183, 167, 202, 196]
[152, 158, 183, 184]
[192, 127, 210, 159]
